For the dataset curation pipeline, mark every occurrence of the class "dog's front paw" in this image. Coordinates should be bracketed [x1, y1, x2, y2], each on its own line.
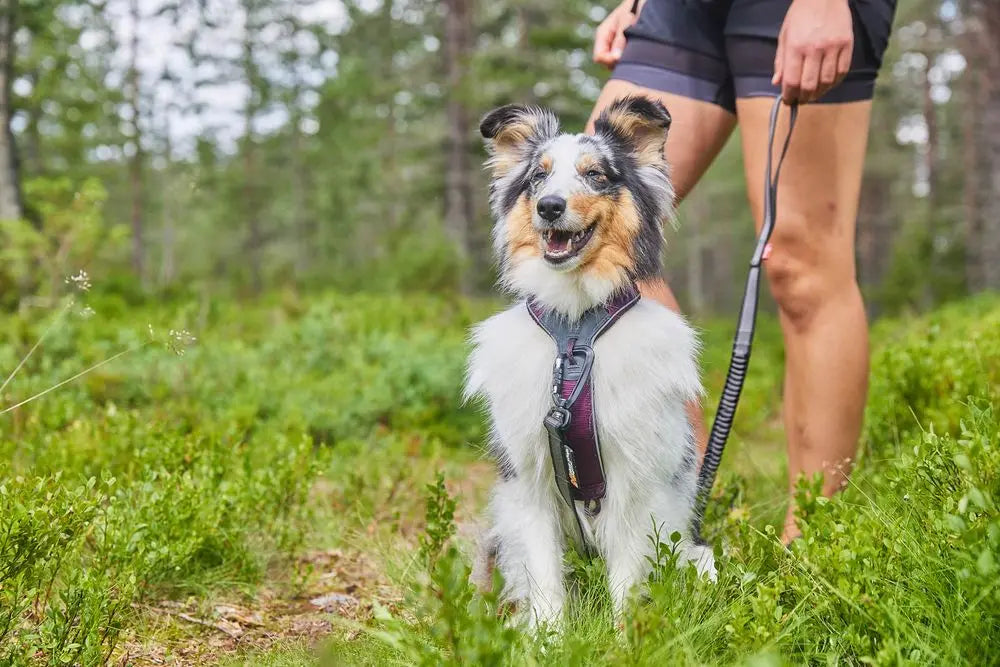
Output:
[687, 543, 717, 582]
[512, 597, 564, 635]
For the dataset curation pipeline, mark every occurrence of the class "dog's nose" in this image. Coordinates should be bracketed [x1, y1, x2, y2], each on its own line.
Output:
[536, 195, 566, 222]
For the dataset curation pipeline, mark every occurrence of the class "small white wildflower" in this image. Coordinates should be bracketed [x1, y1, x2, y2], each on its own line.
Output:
[65, 270, 91, 292]
[167, 329, 196, 356]
[77, 306, 96, 319]
[147, 324, 156, 340]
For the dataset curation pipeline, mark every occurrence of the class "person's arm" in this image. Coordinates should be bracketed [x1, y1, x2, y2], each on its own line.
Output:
[593, 0, 646, 68]
[772, 0, 855, 104]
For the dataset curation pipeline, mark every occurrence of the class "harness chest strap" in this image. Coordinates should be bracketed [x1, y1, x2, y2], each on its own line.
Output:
[526, 282, 641, 549]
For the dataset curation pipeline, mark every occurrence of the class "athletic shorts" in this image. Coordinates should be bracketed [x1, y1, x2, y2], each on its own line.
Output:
[611, 0, 897, 112]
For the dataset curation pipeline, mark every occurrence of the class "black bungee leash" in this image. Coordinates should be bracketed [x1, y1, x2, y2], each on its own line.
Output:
[692, 95, 798, 540]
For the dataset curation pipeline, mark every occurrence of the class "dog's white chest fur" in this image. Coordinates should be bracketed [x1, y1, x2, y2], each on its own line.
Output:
[467, 298, 700, 491]
[466, 297, 712, 626]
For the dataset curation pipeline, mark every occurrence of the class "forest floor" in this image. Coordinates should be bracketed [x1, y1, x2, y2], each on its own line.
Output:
[116, 436, 786, 667]
[115, 458, 503, 666]
[2, 290, 998, 665]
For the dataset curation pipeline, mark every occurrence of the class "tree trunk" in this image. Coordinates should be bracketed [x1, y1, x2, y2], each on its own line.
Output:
[159, 116, 176, 287]
[961, 39, 984, 293]
[443, 0, 474, 284]
[291, 119, 310, 280]
[0, 0, 23, 221]
[922, 56, 938, 202]
[857, 170, 894, 316]
[979, 1, 1000, 289]
[241, 0, 262, 293]
[127, 0, 145, 281]
[244, 145, 262, 293]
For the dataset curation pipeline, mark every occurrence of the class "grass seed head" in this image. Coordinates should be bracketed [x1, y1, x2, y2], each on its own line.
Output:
[65, 270, 92, 293]
[167, 329, 197, 356]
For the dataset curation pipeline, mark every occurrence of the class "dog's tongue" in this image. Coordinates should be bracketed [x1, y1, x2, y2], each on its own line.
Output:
[547, 231, 571, 253]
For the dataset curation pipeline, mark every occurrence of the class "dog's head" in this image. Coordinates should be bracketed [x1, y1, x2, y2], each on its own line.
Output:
[480, 96, 674, 317]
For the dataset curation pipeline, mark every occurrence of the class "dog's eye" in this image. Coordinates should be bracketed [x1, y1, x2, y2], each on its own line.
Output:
[530, 168, 547, 184]
[586, 169, 607, 184]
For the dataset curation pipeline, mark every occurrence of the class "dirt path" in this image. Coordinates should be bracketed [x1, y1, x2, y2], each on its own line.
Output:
[114, 461, 496, 665]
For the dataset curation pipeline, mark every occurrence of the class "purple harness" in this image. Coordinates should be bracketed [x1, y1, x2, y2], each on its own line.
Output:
[527, 282, 641, 553]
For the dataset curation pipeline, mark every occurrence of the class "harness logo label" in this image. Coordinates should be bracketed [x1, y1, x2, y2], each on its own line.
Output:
[564, 445, 579, 488]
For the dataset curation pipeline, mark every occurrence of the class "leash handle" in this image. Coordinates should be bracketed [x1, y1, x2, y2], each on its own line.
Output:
[692, 96, 797, 540]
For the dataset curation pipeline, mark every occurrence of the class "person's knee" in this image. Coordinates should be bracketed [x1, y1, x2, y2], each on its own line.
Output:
[764, 216, 854, 332]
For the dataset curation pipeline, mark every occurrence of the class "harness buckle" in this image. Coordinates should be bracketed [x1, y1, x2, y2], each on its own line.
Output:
[544, 406, 572, 431]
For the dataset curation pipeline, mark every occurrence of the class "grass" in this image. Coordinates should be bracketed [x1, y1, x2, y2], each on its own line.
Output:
[1, 287, 998, 665]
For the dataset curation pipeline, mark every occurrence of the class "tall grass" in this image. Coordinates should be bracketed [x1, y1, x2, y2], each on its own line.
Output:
[1, 289, 998, 664]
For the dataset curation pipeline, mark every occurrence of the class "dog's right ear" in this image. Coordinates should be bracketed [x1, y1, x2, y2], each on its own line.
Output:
[594, 96, 671, 167]
[480, 104, 559, 178]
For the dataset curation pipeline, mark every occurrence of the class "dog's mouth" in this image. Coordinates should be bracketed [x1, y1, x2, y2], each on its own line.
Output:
[542, 224, 596, 264]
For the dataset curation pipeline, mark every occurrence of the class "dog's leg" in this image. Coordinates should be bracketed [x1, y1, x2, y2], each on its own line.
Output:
[602, 483, 713, 617]
[681, 542, 716, 581]
[489, 478, 566, 629]
[602, 513, 655, 619]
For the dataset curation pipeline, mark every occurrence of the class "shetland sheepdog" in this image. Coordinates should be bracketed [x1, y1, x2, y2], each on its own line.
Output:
[464, 96, 714, 629]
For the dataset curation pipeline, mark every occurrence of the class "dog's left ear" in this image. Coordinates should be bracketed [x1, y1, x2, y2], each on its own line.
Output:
[480, 104, 559, 178]
[594, 96, 671, 167]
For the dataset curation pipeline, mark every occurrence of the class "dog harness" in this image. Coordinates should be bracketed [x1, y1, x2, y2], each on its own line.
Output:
[527, 281, 641, 555]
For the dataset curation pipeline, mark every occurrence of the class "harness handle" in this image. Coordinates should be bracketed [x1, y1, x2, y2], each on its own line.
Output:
[692, 96, 798, 540]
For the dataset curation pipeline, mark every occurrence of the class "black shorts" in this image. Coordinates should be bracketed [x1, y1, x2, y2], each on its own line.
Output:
[611, 0, 897, 112]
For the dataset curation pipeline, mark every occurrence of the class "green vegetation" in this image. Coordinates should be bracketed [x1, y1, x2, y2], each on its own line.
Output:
[361, 295, 1000, 666]
[1, 285, 998, 664]
[2, 0, 999, 664]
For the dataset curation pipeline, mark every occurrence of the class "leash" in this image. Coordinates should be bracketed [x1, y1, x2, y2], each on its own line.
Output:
[692, 95, 798, 539]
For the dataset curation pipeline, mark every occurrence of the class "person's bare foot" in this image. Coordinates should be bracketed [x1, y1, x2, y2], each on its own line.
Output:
[781, 504, 801, 545]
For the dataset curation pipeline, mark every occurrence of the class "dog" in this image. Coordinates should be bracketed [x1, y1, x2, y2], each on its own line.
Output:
[464, 96, 715, 629]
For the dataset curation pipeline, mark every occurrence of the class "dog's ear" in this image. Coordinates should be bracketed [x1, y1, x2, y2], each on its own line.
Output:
[480, 104, 559, 178]
[594, 96, 671, 167]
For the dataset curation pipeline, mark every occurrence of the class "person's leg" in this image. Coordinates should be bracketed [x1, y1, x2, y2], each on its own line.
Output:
[587, 80, 736, 456]
[734, 98, 873, 543]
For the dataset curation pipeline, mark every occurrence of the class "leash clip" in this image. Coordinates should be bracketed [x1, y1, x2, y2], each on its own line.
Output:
[551, 355, 565, 404]
[549, 346, 595, 409]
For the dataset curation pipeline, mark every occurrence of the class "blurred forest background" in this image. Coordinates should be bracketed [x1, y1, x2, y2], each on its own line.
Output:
[0, 0, 998, 315]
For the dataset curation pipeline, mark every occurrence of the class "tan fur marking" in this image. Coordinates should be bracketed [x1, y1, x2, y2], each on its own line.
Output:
[488, 120, 541, 178]
[604, 111, 666, 167]
[506, 194, 540, 261]
[575, 154, 598, 174]
[567, 190, 642, 283]
[539, 154, 553, 172]
[492, 120, 535, 149]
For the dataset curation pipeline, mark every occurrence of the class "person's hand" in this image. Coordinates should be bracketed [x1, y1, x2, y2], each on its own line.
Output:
[773, 0, 854, 104]
[593, 0, 643, 69]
